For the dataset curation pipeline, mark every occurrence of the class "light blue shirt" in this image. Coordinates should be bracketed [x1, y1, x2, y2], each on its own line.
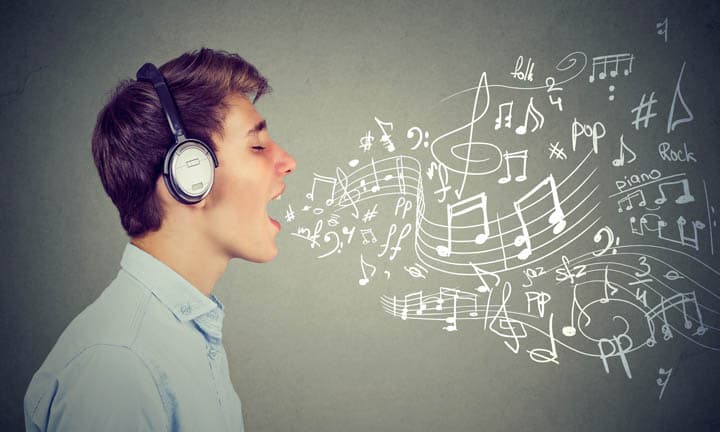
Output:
[24, 243, 244, 431]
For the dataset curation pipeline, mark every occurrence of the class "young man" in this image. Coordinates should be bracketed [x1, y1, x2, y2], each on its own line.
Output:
[24, 48, 296, 431]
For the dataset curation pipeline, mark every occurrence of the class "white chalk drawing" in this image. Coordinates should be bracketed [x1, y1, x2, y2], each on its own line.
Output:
[656, 18, 669, 43]
[283, 27, 719, 401]
[588, 53, 634, 101]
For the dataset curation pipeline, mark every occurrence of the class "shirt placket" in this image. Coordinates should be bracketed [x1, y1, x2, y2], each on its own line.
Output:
[200, 309, 232, 431]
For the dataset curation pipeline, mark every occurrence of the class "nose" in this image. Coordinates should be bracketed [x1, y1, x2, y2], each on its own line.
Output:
[277, 144, 296, 175]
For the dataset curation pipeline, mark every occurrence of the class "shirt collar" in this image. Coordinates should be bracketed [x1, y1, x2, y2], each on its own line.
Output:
[120, 243, 225, 343]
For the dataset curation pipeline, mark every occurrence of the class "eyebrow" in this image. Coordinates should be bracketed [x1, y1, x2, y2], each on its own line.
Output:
[246, 120, 267, 136]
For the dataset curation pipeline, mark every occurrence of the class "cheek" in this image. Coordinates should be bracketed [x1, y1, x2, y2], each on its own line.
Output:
[211, 170, 266, 215]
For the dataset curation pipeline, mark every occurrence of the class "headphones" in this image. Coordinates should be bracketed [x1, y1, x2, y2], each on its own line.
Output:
[136, 63, 218, 204]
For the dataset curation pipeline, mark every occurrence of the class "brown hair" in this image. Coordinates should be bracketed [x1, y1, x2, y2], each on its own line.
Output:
[91, 48, 270, 237]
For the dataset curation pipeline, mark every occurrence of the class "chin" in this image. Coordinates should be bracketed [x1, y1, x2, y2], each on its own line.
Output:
[254, 252, 278, 263]
[236, 246, 278, 263]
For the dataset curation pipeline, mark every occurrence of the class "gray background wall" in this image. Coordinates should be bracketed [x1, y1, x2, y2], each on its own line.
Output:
[3, 1, 720, 431]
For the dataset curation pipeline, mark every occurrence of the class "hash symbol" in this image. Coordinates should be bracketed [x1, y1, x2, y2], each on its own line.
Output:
[359, 131, 374, 152]
[548, 142, 567, 160]
[362, 204, 379, 223]
[285, 204, 295, 222]
[631, 91, 658, 130]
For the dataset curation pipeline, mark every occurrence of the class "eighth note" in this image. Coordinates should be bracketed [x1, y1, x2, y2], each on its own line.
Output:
[512, 174, 566, 260]
[497, 150, 528, 184]
[306, 173, 337, 206]
[654, 178, 694, 205]
[436, 192, 490, 258]
[612, 134, 636, 167]
[514, 97, 544, 135]
[358, 254, 376, 286]
[495, 101, 513, 130]
[588, 53, 634, 83]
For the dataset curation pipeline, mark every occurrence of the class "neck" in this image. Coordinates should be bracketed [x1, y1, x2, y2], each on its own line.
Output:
[131, 227, 229, 297]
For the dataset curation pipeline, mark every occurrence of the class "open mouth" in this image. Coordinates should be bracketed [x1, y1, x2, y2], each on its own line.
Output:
[267, 186, 285, 230]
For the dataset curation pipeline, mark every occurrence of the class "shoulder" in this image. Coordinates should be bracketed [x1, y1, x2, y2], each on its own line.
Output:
[43, 268, 178, 361]
[25, 344, 168, 432]
[55, 344, 163, 407]
[24, 270, 176, 431]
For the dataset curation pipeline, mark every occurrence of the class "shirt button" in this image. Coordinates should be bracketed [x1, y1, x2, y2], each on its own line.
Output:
[180, 303, 192, 315]
[208, 347, 218, 360]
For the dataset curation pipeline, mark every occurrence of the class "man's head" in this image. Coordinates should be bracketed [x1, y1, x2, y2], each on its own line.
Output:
[92, 48, 295, 262]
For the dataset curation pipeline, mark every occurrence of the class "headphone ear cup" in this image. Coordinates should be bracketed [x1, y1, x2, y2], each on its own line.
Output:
[163, 139, 218, 204]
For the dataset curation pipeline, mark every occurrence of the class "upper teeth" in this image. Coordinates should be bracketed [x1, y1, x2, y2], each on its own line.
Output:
[274, 194, 282, 200]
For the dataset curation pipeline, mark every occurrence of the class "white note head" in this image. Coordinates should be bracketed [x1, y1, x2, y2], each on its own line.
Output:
[436, 245, 451, 257]
[474, 233, 488, 245]
[552, 219, 567, 235]
[517, 248, 531, 260]
[562, 326, 576, 337]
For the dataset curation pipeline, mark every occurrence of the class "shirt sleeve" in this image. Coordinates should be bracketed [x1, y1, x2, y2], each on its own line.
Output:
[44, 345, 168, 432]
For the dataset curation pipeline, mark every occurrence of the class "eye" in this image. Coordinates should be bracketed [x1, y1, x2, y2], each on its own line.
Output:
[251, 145, 266, 151]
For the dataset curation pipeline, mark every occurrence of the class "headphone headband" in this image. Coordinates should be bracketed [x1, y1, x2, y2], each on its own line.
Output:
[136, 63, 187, 141]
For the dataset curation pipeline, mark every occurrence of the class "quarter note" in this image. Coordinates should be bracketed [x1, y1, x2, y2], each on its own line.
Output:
[527, 313, 559, 364]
